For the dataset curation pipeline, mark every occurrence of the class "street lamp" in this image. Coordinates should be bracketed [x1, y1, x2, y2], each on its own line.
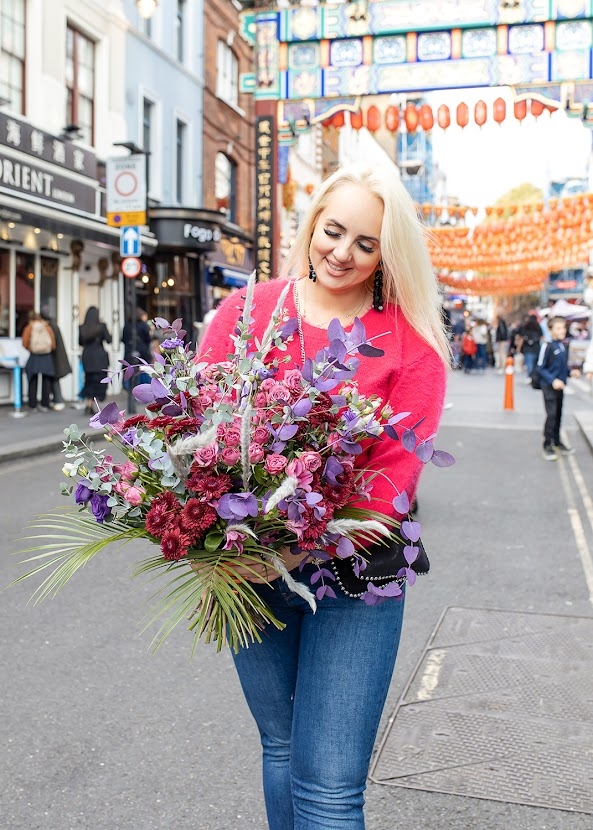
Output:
[136, 0, 158, 18]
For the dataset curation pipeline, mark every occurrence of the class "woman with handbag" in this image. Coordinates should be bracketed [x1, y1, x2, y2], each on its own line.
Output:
[199, 162, 449, 830]
[79, 306, 113, 415]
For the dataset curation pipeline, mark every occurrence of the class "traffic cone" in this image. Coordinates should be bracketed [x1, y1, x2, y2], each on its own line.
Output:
[503, 355, 514, 410]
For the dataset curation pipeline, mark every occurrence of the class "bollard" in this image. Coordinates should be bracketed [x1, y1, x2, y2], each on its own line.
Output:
[503, 355, 514, 411]
[8, 357, 27, 418]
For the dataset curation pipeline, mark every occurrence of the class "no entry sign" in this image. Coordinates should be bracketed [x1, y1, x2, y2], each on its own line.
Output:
[120, 256, 142, 279]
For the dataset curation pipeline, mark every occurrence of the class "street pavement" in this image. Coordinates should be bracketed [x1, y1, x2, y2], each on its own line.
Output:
[1, 366, 593, 829]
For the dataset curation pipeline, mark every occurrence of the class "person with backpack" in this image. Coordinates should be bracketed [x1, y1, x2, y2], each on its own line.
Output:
[41, 306, 72, 411]
[519, 313, 543, 383]
[21, 310, 56, 412]
[494, 315, 509, 373]
[533, 316, 576, 461]
[79, 306, 113, 415]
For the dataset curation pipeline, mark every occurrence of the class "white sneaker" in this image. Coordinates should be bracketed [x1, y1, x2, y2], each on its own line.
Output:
[52, 402, 66, 411]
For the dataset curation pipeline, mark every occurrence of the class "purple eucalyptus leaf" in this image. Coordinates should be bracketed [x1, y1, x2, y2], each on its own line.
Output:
[357, 343, 385, 358]
[416, 440, 434, 463]
[431, 450, 456, 468]
[323, 586, 337, 599]
[89, 401, 122, 428]
[389, 412, 412, 425]
[314, 377, 340, 392]
[328, 339, 347, 363]
[351, 317, 366, 344]
[277, 424, 299, 441]
[305, 491, 324, 506]
[302, 358, 314, 383]
[153, 352, 166, 366]
[151, 378, 170, 399]
[279, 317, 299, 339]
[339, 440, 362, 455]
[380, 581, 403, 597]
[403, 544, 419, 566]
[323, 455, 344, 486]
[330, 395, 347, 406]
[383, 425, 399, 441]
[161, 402, 183, 416]
[401, 429, 418, 453]
[316, 585, 327, 600]
[336, 536, 355, 558]
[310, 569, 323, 585]
[401, 520, 421, 543]
[405, 568, 417, 586]
[171, 317, 183, 332]
[292, 398, 312, 418]
[327, 318, 346, 343]
[154, 316, 170, 329]
[393, 491, 410, 514]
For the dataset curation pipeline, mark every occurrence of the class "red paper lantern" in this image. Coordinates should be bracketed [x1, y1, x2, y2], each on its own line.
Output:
[437, 104, 450, 130]
[350, 110, 363, 130]
[404, 103, 419, 133]
[385, 105, 400, 132]
[456, 102, 469, 129]
[474, 100, 487, 127]
[418, 104, 434, 131]
[514, 99, 527, 122]
[530, 99, 545, 118]
[493, 97, 506, 125]
[332, 111, 345, 129]
[366, 105, 381, 133]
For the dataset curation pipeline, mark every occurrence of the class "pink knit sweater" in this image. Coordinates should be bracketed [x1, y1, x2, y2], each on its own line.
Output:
[199, 280, 447, 519]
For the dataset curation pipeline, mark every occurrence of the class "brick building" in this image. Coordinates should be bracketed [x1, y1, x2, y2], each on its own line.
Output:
[202, 0, 255, 300]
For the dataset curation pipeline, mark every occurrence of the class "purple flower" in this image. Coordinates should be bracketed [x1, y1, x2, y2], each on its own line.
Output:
[89, 401, 123, 429]
[90, 492, 111, 523]
[216, 492, 259, 522]
[121, 427, 141, 447]
[160, 338, 184, 350]
[75, 480, 93, 505]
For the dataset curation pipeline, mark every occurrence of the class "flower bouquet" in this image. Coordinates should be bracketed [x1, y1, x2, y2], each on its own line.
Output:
[13, 276, 453, 652]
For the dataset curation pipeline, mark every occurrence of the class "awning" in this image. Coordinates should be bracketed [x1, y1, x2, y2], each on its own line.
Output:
[209, 265, 252, 287]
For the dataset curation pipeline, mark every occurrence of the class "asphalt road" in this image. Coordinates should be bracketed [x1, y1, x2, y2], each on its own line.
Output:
[2, 369, 593, 830]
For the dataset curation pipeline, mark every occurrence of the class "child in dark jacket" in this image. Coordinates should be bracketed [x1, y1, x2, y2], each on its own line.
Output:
[538, 316, 575, 461]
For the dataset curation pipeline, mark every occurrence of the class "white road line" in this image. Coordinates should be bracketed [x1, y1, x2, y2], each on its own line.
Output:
[557, 456, 593, 607]
[567, 453, 593, 538]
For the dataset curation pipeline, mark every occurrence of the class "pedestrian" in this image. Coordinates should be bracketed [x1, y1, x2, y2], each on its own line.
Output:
[122, 306, 153, 387]
[41, 306, 71, 411]
[198, 161, 449, 829]
[472, 319, 489, 372]
[537, 316, 576, 461]
[79, 306, 113, 415]
[21, 310, 56, 412]
[494, 315, 509, 373]
[519, 313, 542, 382]
[451, 333, 462, 369]
[461, 324, 477, 373]
[583, 338, 593, 383]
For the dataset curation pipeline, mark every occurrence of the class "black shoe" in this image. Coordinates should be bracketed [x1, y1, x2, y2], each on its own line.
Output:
[554, 443, 575, 456]
[542, 445, 558, 462]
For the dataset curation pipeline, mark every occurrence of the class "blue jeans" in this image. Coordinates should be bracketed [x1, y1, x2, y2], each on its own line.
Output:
[232, 567, 405, 830]
[475, 343, 487, 370]
[524, 351, 537, 378]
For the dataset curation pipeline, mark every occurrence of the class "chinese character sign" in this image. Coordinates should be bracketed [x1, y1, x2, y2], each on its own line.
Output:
[255, 116, 275, 281]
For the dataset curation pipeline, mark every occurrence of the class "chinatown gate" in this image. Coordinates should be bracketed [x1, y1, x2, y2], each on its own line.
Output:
[239, 0, 593, 282]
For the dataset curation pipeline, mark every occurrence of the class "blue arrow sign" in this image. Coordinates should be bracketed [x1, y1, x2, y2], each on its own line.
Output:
[120, 226, 141, 257]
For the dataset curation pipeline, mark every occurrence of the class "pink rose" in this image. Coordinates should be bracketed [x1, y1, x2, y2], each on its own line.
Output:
[221, 446, 240, 466]
[260, 378, 276, 392]
[264, 453, 288, 475]
[224, 427, 241, 447]
[286, 459, 313, 490]
[283, 368, 304, 395]
[267, 382, 287, 403]
[327, 432, 342, 449]
[194, 443, 218, 467]
[299, 451, 322, 472]
[124, 484, 145, 506]
[198, 392, 213, 408]
[249, 443, 265, 464]
[113, 460, 138, 481]
[253, 425, 270, 444]
[253, 391, 267, 408]
[216, 424, 226, 439]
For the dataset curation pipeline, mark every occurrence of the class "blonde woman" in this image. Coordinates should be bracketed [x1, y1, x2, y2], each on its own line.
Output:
[199, 162, 449, 830]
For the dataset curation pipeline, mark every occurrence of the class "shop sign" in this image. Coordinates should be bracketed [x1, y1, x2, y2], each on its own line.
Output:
[255, 116, 274, 279]
[0, 149, 98, 215]
[0, 112, 96, 179]
[220, 237, 246, 267]
[183, 223, 221, 243]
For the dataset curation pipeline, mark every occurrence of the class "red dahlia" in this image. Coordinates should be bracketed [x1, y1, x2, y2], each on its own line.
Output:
[186, 470, 232, 500]
[121, 414, 150, 429]
[145, 492, 181, 536]
[180, 499, 217, 537]
[160, 526, 192, 561]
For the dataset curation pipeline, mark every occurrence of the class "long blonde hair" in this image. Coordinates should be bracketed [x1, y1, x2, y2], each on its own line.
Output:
[282, 162, 450, 363]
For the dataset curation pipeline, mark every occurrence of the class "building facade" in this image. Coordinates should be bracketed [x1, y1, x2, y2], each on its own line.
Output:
[0, 0, 138, 404]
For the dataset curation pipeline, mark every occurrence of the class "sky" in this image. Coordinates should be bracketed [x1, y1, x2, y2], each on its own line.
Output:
[425, 86, 592, 208]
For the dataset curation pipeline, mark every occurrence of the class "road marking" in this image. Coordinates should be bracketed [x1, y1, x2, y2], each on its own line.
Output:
[557, 453, 593, 607]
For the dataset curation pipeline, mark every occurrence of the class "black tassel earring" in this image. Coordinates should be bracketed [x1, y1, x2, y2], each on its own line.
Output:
[373, 265, 384, 311]
[308, 256, 317, 282]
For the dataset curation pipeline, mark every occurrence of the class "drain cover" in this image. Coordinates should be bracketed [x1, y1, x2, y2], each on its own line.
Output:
[371, 607, 593, 814]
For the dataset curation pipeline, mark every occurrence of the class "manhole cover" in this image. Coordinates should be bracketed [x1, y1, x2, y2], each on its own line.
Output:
[371, 607, 593, 814]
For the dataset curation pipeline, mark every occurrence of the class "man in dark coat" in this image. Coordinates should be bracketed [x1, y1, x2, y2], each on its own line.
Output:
[41, 307, 72, 411]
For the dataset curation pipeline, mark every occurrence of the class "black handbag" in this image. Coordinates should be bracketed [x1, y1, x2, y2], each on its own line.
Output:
[329, 532, 430, 598]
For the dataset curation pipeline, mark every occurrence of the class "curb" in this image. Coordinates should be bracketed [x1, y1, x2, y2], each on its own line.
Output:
[574, 410, 593, 455]
[0, 431, 108, 465]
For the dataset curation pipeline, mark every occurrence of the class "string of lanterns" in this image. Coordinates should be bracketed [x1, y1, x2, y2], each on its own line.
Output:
[322, 97, 558, 133]
[427, 193, 593, 296]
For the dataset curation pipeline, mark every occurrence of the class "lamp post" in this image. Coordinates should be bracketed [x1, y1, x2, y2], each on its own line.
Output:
[136, 0, 158, 19]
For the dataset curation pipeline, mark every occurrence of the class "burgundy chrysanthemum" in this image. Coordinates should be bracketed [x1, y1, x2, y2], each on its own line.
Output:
[121, 414, 150, 429]
[160, 526, 192, 561]
[180, 499, 217, 538]
[163, 418, 203, 439]
[186, 470, 232, 501]
[145, 492, 181, 537]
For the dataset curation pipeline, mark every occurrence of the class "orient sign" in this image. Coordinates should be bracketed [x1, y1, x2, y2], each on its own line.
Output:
[0, 151, 98, 215]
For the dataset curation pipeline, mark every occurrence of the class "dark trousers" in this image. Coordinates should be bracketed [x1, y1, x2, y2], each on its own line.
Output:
[28, 374, 52, 409]
[542, 386, 563, 447]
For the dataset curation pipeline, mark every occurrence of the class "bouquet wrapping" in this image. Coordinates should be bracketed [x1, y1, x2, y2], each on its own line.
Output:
[13, 275, 453, 652]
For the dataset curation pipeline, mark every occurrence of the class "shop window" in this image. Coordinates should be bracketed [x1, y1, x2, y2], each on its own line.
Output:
[66, 24, 95, 146]
[175, 119, 186, 204]
[15, 252, 35, 336]
[143, 97, 155, 194]
[215, 152, 236, 222]
[0, 0, 26, 114]
[175, 0, 185, 63]
[216, 41, 238, 108]
[0, 249, 10, 337]
[40, 256, 59, 321]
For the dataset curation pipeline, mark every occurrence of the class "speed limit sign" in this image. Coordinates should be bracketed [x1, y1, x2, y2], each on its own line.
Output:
[121, 256, 142, 278]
